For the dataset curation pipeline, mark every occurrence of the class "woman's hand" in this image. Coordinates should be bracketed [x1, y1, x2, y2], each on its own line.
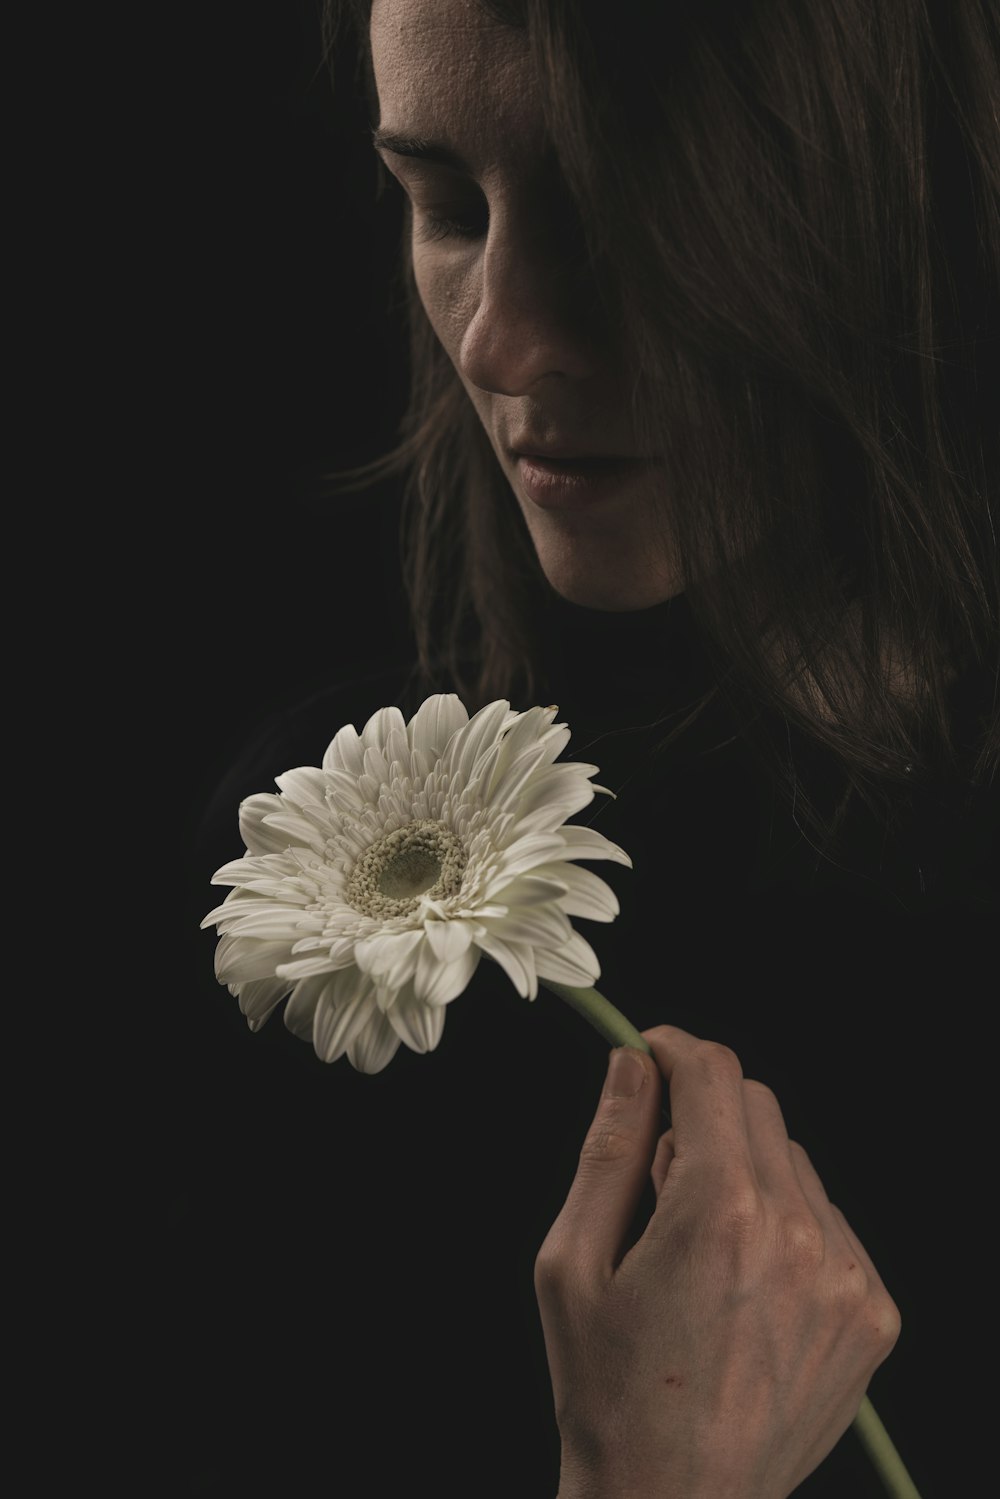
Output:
[534, 1025, 901, 1499]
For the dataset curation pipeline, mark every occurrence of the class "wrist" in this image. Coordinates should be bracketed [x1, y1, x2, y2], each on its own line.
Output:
[556, 1448, 763, 1499]
[556, 1454, 676, 1499]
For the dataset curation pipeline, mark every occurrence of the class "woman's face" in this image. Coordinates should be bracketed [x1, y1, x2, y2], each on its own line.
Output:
[370, 0, 681, 610]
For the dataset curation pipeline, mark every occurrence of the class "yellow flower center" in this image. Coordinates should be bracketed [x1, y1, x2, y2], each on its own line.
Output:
[345, 818, 468, 918]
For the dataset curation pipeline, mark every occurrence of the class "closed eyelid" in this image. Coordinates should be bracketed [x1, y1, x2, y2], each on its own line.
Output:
[372, 130, 476, 177]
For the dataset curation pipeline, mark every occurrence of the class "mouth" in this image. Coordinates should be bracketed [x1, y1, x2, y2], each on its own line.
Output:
[518, 454, 633, 470]
[515, 454, 660, 508]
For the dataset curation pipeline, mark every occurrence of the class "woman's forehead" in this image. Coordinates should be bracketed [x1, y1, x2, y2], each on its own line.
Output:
[370, 0, 542, 175]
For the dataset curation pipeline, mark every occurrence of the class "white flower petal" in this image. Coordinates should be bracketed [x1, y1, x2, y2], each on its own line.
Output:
[347, 1007, 403, 1073]
[239, 880, 313, 905]
[213, 907, 323, 941]
[322, 768, 367, 814]
[354, 929, 424, 983]
[413, 938, 481, 1006]
[209, 855, 277, 888]
[284, 974, 328, 1040]
[470, 926, 535, 999]
[322, 722, 365, 778]
[273, 766, 328, 807]
[486, 744, 553, 813]
[443, 699, 517, 784]
[477, 904, 572, 949]
[424, 919, 475, 964]
[291, 935, 358, 967]
[471, 702, 558, 786]
[215, 934, 296, 984]
[362, 743, 391, 786]
[238, 793, 294, 855]
[534, 861, 621, 921]
[276, 953, 342, 980]
[384, 724, 413, 778]
[236, 975, 293, 1031]
[491, 833, 577, 882]
[260, 812, 326, 851]
[512, 764, 604, 829]
[554, 824, 634, 867]
[360, 704, 407, 754]
[358, 772, 382, 803]
[533, 929, 602, 987]
[407, 693, 469, 761]
[386, 982, 448, 1052]
[312, 971, 379, 1063]
[497, 874, 570, 906]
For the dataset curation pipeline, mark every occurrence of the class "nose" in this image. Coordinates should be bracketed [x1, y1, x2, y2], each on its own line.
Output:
[457, 210, 603, 395]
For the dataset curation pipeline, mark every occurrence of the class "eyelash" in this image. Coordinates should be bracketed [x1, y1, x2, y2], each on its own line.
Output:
[415, 207, 487, 243]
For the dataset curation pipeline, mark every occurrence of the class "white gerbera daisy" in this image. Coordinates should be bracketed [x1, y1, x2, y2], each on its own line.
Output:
[201, 694, 631, 1073]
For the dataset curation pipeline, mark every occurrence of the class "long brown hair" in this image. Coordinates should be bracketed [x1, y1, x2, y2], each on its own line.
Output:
[319, 0, 999, 852]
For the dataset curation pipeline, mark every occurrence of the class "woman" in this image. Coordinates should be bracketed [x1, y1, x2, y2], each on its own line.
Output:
[192, 1, 996, 1494]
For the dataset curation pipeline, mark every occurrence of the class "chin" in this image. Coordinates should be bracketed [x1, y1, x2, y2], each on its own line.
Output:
[532, 533, 680, 609]
[520, 501, 682, 611]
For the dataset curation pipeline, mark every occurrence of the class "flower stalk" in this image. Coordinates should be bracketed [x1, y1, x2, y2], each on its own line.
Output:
[539, 980, 923, 1499]
[853, 1396, 923, 1499]
[539, 980, 652, 1052]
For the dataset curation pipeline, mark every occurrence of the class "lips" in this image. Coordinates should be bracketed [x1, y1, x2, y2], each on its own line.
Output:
[517, 454, 630, 468]
[515, 453, 659, 509]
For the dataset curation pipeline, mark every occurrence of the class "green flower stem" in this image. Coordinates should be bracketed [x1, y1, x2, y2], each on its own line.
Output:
[540, 980, 653, 1052]
[853, 1395, 922, 1499]
[539, 980, 923, 1499]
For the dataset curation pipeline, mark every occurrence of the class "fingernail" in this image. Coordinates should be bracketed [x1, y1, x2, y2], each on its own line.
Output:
[607, 1046, 647, 1098]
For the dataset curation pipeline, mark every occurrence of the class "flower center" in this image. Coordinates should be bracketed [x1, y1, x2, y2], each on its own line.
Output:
[345, 818, 468, 919]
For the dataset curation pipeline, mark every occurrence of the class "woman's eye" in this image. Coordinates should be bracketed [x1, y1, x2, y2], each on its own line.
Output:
[414, 204, 487, 244]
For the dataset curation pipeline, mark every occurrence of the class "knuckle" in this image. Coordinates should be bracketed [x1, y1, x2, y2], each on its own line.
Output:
[789, 1140, 814, 1168]
[874, 1292, 903, 1352]
[824, 1259, 900, 1357]
[534, 1236, 602, 1317]
[714, 1183, 764, 1243]
[533, 1238, 572, 1299]
[643, 1023, 683, 1044]
[743, 1078, 778, 1108]
[578, 1120, 635, 1167]
[851, 1279, 902, 1352]
[695, 1039, 743, 1080]
[777, 1211, 825, 1269]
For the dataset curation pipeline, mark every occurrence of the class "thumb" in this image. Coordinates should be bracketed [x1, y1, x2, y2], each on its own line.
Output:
[545, 1046, 662, 1281]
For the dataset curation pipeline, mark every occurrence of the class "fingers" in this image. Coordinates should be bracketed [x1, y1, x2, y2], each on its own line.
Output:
[535, 1045, 662, 1289]
[790, 1142, 880, 1281]
[640, 1025, 756, 1186]
[650, 1127, 674, 1198]
[641, 1029, 853, 1265]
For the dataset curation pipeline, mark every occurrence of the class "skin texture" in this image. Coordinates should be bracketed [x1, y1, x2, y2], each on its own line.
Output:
[536, 1028, 901, 1499]
[370, 0, 683, 611]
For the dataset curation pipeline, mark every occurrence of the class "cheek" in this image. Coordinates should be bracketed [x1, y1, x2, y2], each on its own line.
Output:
[413, 251, 475, 365]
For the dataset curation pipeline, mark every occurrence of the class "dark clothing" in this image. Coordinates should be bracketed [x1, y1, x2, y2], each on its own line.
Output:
[175, 586, 996, 1497]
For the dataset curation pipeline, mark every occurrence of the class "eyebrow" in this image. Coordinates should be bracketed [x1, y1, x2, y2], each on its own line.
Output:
[371, 129, 473, 174]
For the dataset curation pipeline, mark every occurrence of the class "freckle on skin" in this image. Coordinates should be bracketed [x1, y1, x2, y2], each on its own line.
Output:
[663, 1375, 683, 1387]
